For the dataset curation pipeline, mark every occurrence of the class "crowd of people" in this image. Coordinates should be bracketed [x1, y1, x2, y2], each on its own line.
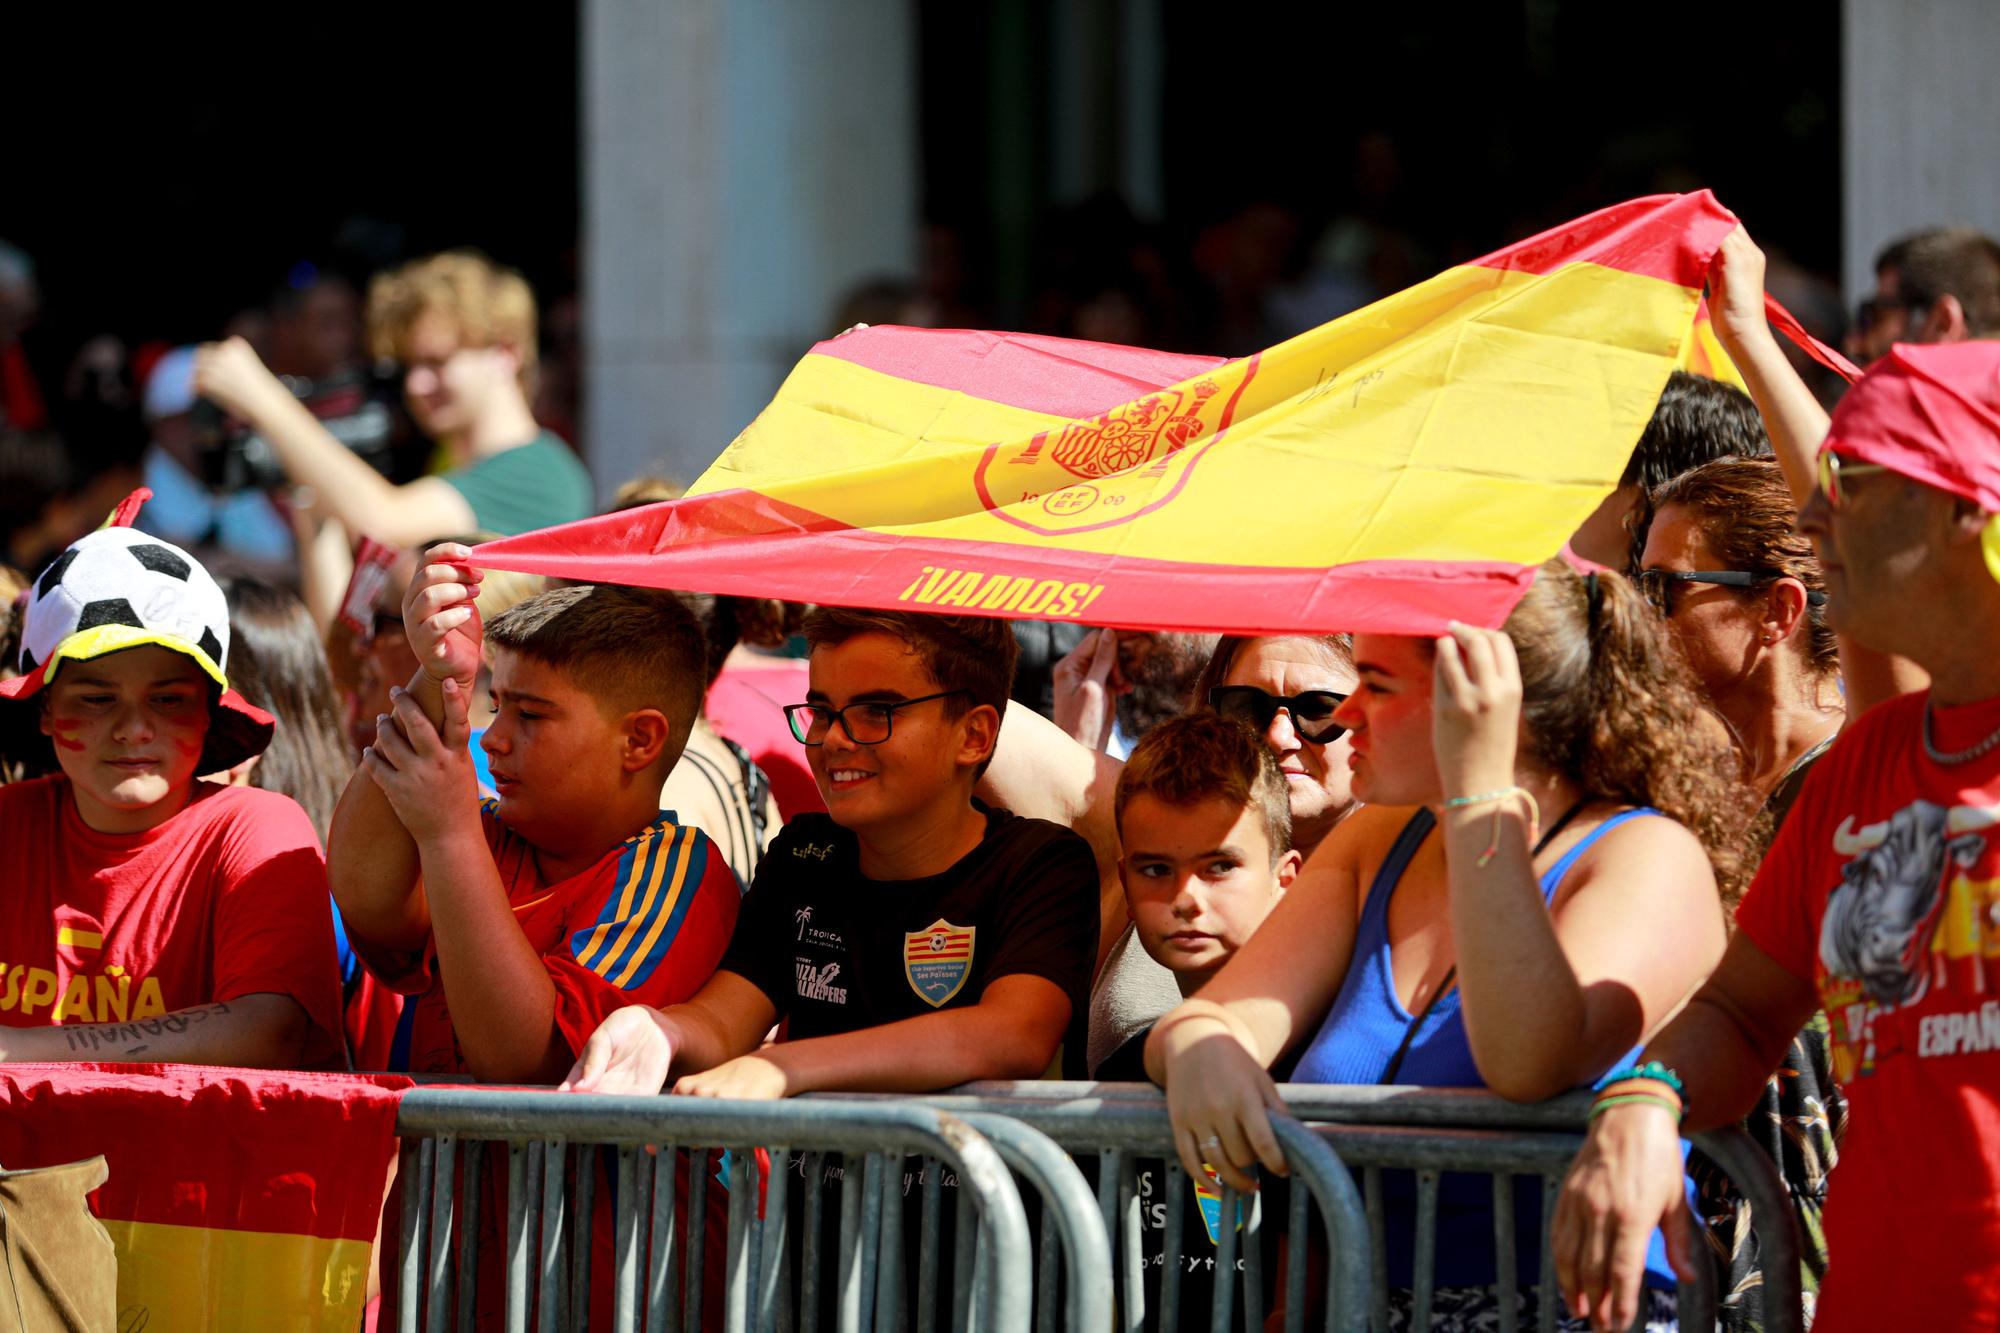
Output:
[3, 215, 2000, 1333]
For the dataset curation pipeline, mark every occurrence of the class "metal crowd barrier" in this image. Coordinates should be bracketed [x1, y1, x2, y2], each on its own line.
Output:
[903, 1083, 1804, 1333]
[391, 1082, 1804, 1333]
[393, 1089, 1074, 1333]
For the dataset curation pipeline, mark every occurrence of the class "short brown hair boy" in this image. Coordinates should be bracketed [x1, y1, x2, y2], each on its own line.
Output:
[1114, 712, 1292, 859]
[487, 584, 707, 772]
[803, 606, 1018, 739]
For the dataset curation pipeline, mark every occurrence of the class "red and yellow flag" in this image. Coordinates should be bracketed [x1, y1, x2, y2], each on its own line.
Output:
[476, 192, 1745, 634]
[0, 1064, 407, 1330]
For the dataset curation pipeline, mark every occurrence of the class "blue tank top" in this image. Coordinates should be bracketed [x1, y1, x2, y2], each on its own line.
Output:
[1290, 806, 1685, 1291]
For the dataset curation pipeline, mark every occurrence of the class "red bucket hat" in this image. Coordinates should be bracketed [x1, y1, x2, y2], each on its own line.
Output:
[0, 491, 274, 772]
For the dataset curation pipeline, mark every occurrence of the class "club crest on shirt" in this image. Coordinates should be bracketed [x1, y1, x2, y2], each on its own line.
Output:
[903, 919, 975, 1008]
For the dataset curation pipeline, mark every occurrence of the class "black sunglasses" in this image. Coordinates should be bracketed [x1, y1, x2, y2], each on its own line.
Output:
[1208, 685, 1349, 743]
[1634, 568, 1828, 618]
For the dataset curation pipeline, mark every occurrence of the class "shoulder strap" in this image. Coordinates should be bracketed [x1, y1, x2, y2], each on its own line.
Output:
[1364, 809, 1436, 910]
[1540, 806, 1661, 899]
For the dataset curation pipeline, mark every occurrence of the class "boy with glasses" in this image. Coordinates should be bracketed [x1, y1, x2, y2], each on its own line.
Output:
[564, 606, 1100, 1096]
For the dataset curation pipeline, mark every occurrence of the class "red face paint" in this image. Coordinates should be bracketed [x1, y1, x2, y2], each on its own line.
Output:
[46, 718, 85, 752]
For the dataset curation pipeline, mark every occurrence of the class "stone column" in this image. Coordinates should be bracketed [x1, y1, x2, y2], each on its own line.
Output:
[582, 0, 919, 496]
[1843, 0, 2000, 298]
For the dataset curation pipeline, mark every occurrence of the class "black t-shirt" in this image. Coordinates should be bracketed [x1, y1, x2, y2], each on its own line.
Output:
[719, 800, 1100, 1075]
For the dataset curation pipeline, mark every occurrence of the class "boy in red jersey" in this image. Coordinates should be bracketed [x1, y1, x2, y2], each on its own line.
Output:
[0, 496, 343, 1067]
[330, 543, 739, 1081]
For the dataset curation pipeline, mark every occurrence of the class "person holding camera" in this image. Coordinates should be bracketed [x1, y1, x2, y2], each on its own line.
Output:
[193, 251, 592, 615]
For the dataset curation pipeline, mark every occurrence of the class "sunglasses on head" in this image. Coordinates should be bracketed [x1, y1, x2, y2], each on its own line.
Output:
[1207, 684, 1349, 743]
[1633, 568, 1829, 618]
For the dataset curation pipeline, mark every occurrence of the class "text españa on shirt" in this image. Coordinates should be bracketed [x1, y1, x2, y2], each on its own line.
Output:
[0, 962, 167, 1024]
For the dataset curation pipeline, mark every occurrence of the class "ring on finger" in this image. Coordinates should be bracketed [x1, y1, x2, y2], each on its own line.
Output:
[1200, 1134, 1222, 1152]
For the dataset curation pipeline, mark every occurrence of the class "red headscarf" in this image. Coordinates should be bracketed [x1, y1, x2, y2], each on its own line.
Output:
[1822, 341, 2000, 511]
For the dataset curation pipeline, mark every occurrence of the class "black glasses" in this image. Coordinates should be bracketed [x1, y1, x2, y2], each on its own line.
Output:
[1634, 569, 1829, 618]
[1208, 685, 1350, 743]
[785, 690, 970, 746]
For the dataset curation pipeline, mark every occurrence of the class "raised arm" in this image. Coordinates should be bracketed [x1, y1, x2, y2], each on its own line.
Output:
[1432, 626, 1727, 1103]
[1708, 226, 1929, 712]
[193, 337, 474, 547]
[328, 544, 485, 963]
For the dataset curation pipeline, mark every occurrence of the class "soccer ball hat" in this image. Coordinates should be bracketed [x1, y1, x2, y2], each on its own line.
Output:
[0, 489, 274, 772]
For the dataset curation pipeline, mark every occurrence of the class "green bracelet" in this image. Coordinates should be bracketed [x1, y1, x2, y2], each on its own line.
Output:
[1588, 1092, 1684, 1124]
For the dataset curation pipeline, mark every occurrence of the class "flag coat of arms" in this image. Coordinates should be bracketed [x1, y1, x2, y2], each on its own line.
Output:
[471, 191, 1788, 636]
[904, 919, 976, 1007]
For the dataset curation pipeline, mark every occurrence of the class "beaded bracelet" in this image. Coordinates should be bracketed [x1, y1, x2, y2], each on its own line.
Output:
[1595, 1061, 1685, 1096]
[1587, 1092, 1684, 1124]
[1441, 786, 1542, 867]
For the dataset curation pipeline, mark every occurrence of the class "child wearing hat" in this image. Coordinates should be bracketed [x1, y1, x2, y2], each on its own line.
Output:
[0, 491, 344, 1067]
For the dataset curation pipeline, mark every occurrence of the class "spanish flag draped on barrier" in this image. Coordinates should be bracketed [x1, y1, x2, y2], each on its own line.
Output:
[473, 191, 1774, 633]
[0, 1064, 408, 1330]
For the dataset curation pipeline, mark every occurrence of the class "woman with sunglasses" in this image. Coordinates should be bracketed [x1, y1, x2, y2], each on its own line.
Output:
[1147, 561, 1751, 1330]
[1633, 458, 1842, 822]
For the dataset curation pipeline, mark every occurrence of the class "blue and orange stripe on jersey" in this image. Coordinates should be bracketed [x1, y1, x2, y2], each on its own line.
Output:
[569, 818, 711, 988]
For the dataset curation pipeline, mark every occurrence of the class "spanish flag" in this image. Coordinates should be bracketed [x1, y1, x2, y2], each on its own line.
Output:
[0, 1064, 407, 1330]
[476, 192, 1746, 634]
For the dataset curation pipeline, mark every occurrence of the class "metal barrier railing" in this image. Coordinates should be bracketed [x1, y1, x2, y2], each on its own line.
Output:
[392, 1089, 1063, 1333]
[819, 1088, 1372, 1333]
[391, 1082, 1803, 1333]
[905, 1083, 1804, 1333]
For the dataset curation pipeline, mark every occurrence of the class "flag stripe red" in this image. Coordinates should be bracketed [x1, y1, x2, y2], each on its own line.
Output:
[473, 488, 1537, 636]
[1466, 191, 1738, 288]
[0, 1064, 407, 1240]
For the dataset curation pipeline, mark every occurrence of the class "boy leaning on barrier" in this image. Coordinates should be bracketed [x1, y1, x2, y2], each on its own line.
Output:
[327, 543, 741, 1080]
[0, 493, 344, 1068]
[1092, 711, 1300, 1080]
[562, 606, 1100, 1097]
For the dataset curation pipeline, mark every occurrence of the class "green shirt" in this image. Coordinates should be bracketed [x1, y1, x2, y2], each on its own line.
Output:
[441, 432, 593, 536]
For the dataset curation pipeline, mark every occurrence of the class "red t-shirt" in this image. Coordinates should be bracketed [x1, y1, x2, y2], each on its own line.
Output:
[381, 802, 740, 1075]
[0, 776, 345, 1068]
[1737, 690, 2000, 1331]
